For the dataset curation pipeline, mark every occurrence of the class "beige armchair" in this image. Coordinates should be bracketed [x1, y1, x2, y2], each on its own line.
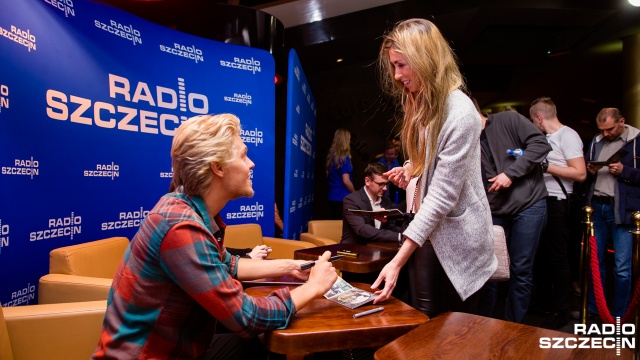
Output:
[299, 220, 342, 246]
[1, 300, 106, 360]
[38, 237, 129, 304]
[224, 224, 315, 259]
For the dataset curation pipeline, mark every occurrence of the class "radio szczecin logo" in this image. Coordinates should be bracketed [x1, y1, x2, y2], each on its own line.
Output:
[220, 56, 261, 74]
[540, 320, 635, 356]
[84, 162, 119, 180]
[0, 25, 36, 52]
[224, 92, 252, 106]
[46, 74, 209, 136]
[2, 157, 39, 179]
[30, 212, 82, 241]
[45, 0, 75, 17]
[3, 283, 36, 307]
[0, 84, 8, 112]
[102, 207, 149, 230]
[240, 127, 263, 146]
[160, 42, 203, 63]
[0, 219, 8, 254]
[94, 19, 142, 45]
[226, 202, 264, 221]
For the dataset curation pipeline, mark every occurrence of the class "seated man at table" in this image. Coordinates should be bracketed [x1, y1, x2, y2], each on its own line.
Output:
[92, 114, 337, 360]
[341, 162, 403, 245]
[340, 162, 409, 301]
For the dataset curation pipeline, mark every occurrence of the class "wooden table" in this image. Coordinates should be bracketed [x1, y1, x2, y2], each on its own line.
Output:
[294, 243, 397, 273]
[374, 312, 635, 359]
[245, 282, 429, 360]
[368, 241, 400, 251]
[242, 275, 305, 288]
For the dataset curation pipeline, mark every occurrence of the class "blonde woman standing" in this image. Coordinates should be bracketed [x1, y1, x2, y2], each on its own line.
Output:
[325, 128, 355, 219]
[371, 19, 496, 317]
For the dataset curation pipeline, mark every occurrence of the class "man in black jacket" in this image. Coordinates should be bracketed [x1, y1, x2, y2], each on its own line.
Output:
[341, 162, 402, 245]
[474, 103, 552, 324]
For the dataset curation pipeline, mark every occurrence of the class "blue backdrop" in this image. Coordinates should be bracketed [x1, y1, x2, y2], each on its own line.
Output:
[283, 49, 316, 239]
[0, 0, 275, 306]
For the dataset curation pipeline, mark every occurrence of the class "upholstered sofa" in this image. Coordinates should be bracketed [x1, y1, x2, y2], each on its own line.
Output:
[299, 220, 342, 246]
[0, 300, 106, 360]
[38, 237, 129, 304]
[224, 223, 315, 259]
[39, 227, 315, 304]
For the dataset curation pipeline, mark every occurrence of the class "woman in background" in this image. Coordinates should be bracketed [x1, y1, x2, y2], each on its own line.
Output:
[325, 128, 355, 219]
[371, 19, 496, 317]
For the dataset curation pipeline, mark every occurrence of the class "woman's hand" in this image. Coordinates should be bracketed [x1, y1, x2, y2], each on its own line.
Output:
[371, 237, 417, 303]
[371, 260, 402, 303]
[384, 164, 412, 189]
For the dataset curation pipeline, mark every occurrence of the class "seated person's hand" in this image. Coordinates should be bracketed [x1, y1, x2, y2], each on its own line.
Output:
[291, 259, 312, 280]
[372, 208, 388, 223]
[306, 251, 338, 297]
[247, 245, 272, 260]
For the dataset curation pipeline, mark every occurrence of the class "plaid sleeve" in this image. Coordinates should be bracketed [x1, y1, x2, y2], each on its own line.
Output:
[158, 221, 295, 337]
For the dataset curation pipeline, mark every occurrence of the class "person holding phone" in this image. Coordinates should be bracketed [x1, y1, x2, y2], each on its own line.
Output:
[585, 108, 640, 319]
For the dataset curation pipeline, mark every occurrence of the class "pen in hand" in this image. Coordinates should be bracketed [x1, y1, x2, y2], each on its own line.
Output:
[300, 254, 345, 270]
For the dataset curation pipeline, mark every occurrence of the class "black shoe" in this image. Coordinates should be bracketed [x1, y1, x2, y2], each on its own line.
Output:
[543, 312, 569, 329]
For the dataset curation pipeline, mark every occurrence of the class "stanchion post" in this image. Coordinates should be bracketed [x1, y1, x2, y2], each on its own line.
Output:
[579, 206, 594, 325]
[629, 211, 640, 359]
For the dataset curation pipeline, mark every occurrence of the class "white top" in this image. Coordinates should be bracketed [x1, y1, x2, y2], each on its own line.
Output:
[543, 125, 584, 199]
[364, 186, 382, 229]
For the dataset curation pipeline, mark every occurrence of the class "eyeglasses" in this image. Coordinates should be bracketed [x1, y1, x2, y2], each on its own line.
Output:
[369, 179, 389, 188]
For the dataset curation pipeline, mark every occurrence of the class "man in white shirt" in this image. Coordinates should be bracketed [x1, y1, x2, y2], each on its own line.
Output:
[340, 162, 407, 301]
[529, 97, 586, 328]
[341, 162, 402, 245]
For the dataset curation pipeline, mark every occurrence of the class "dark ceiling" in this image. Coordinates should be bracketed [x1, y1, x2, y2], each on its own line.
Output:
[100, 0, 640, 135]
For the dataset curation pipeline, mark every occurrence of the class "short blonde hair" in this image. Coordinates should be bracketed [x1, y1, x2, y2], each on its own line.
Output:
[170, 114, 241, 197]
[530, 97, 557, 119]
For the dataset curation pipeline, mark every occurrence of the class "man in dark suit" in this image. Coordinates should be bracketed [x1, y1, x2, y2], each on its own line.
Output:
[341, 162, 402, 245]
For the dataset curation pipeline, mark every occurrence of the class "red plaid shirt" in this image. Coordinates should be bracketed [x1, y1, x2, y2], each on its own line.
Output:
[92, 193, 295, 359]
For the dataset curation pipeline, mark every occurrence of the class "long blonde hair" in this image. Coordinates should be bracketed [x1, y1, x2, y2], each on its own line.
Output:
[378, 19, 465, 176]
[325, 128, 351, 175]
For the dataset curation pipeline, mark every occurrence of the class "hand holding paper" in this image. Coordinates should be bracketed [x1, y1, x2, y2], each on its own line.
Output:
[587, 148, 628, 166]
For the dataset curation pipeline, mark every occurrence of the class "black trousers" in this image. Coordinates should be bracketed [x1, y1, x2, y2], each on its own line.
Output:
[536, 197, 572, 314]
[408, 240, 480, 317]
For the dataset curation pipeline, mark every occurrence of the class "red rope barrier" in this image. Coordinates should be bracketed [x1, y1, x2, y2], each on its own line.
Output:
[589, 235, 640, 324]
